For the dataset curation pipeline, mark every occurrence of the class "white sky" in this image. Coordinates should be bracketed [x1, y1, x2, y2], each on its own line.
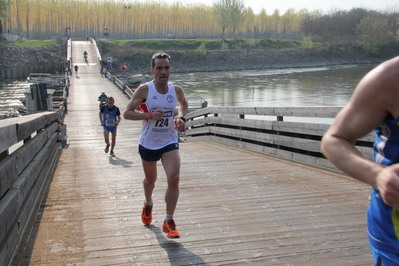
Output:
[160, 0, 399, 14]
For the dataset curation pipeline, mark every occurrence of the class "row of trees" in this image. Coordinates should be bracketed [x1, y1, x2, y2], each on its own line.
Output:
[0, 0, 399, 51]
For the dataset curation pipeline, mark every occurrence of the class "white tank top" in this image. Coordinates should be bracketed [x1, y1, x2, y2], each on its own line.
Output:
[139, 81, 178, 150]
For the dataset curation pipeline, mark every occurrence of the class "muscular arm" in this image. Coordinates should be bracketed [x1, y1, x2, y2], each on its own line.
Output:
[173, 85, 188, 131]
[175, 85, 188, 117]
[123, 85, 164, 121]
[321, 58, 399, 207]
[123, 85, 151, 121]
[321, 101, 386, 187]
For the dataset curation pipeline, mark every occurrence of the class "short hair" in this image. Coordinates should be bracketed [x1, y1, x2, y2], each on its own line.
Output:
[107, 96, 114, 101]
[151, 52, 171, 68]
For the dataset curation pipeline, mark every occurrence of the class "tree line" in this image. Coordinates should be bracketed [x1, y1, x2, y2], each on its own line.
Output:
[0, 0, 398, 53]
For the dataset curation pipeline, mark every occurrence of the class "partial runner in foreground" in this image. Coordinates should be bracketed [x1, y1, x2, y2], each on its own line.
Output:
[321, 56, 399, 266]
[123, 52, 188, 238]
[99, 96, 121, 157]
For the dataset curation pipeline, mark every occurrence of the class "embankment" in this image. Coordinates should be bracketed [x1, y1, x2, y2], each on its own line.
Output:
[103, 46, 395, 74]
[1, 43, 396, 79]
[168, 49, 388, 73]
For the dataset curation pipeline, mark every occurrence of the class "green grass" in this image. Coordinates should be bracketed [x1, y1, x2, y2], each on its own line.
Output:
[100, 38, 305, 52]
[3, 40, 57, 47]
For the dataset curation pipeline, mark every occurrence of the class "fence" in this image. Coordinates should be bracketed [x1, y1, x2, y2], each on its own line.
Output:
[183, 106, 375, 171]
[0, 112, 66, 266]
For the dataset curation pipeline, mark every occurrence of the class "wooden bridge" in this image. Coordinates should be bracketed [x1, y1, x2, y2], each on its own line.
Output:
[2, 40, 374, 265]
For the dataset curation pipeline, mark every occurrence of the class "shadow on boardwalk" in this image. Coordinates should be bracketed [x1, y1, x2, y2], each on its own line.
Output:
[147, 225, 209, 266]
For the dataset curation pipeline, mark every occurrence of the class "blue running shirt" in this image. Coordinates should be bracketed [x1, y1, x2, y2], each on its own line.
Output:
[369, 116, 399, 253]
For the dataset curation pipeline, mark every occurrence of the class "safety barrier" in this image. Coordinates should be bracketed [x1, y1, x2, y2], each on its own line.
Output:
[184, 106, 374, 171]
[0, 112, 66, 266]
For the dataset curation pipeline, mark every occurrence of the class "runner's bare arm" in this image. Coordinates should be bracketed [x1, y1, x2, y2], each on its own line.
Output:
[175, 85, 188, 118]
[123, 85, 151, 120]
[321, 58, 399, 207]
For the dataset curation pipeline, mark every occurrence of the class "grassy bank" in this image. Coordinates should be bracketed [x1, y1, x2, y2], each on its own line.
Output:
[96, 38, 399, 74]
[100, 38, 305, 53]
[1, 40, 57, 48]
[1, 38, 398, 73]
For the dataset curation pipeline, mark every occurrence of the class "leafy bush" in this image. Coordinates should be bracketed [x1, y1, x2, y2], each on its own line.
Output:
[196, 42, 207, 56]
[221, 41, 229, 51]
[301, 37, 314, 49]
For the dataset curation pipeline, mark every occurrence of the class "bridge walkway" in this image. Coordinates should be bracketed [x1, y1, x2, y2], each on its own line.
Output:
[11, 41, 373, 265]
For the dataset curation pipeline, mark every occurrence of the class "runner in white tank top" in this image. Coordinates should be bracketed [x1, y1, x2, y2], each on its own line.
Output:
[139, 80, 178, 150]
[123, 52, 188, 238]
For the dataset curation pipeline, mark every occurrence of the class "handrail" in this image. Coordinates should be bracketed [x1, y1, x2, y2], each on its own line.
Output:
[184, 106, 374, 171]
[0, 112, 65, 266]
[100, 68, 135, 98]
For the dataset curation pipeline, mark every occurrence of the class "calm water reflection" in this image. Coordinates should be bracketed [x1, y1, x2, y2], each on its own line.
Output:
[0, 64, 376, 117]
[172, 64, 376, 107]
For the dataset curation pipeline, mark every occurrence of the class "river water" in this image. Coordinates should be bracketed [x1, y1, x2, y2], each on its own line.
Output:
[0, 64, 376, 118]
[0, 80, 30, 117]
[172, 64, 376, 107]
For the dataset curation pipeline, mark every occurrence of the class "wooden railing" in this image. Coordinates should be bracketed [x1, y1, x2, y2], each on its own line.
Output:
[100, 68, 207, 111]
[0, 112, 66, 266]
[184, 106, 375, 171]
[101, 68, 135, 98]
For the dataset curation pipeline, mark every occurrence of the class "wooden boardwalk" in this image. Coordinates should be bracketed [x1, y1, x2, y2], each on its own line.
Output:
[11, 41, 373, 265]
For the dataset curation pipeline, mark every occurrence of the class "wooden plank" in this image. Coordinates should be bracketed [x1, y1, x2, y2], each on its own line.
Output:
[188, 106, 344, 119]
[0, 156, 17, 199]
[0, 121, 17, 154]
[14, 135, 373, 265]
[187, 116, 375, 142]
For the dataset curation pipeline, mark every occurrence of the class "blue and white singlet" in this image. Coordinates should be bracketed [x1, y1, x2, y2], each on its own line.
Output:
[139, 81, 178, 150]
[369, 115, 399, 253]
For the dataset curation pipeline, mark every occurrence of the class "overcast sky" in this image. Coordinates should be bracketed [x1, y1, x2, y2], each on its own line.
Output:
[158, 0, 399, 14]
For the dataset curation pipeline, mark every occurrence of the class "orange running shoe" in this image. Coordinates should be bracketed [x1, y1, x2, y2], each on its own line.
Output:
[162, 219, 180, 238]
[141, 204, 152, 225]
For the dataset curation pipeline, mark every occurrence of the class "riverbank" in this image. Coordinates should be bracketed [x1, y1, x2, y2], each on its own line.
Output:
[102, 46, 394, 75]
[167, 49, 388, 73]
[0, 42, 395, 77]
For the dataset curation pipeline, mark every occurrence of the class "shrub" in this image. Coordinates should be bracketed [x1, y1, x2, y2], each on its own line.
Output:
[196, 42, 207, 56]
[301, 36, 314, 49]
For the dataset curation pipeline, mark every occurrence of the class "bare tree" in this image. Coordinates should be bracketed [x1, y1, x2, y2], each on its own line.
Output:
[257, 9, 268, 38]
[244, 7, 255, 38]
[280, 8, 294, 39]
[213, 0, 246, 39]
[213, 0, 230, 38]
[300, 10, 323, 41]
[0, 0, 7, 34]
[228, 0, 246, 37]
[3, 0, 399, 42]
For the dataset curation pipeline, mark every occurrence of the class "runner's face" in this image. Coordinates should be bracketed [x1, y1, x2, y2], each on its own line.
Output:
[107, 100, 114, 108]
[151, 58, 170, 84]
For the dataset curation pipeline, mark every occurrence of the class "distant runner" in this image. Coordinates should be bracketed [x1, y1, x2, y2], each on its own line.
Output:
[74, 65, 78, 77]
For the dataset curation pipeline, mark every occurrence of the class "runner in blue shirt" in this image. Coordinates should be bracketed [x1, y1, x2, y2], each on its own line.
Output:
[99, 96, 121, 157]
[322, 56, 399, 266]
